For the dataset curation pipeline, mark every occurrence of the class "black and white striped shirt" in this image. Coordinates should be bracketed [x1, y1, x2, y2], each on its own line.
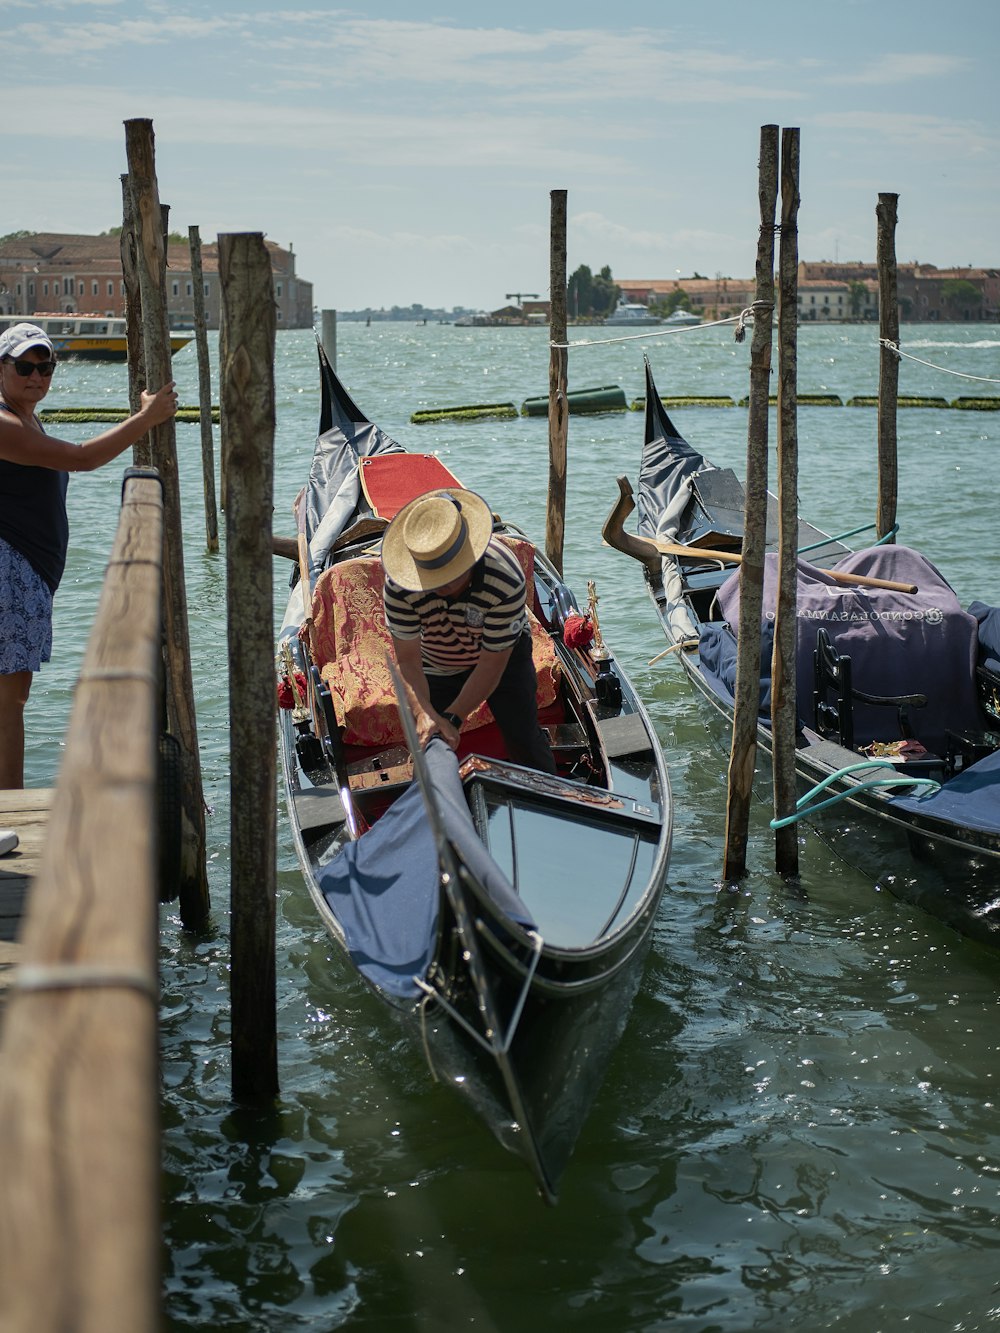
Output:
[383, 538, 527, 676]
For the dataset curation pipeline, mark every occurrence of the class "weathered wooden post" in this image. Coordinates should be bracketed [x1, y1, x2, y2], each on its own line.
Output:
[546, 188, 568, 578]
[321, 308, 337, 367]
[876, 192, 900, 542]
[772, 126, 801, 877]
[723, 124, 779, 881]
[218, 232, 279, 1103]
[119, 175, 145, 424]
[125, 117, 211, 927]
[189, 225, 219, 552]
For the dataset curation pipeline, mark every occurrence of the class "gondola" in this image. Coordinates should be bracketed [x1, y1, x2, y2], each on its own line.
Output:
[603, 357, 1000, 945]
[276, 344, 672, 1202]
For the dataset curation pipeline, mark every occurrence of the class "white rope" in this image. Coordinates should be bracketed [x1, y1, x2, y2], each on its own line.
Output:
[550, 311, 751, 351]
[879, 339, 1000, 385]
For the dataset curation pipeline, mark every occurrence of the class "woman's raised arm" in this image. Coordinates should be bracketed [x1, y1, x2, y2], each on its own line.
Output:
[0, 381, 178, 472]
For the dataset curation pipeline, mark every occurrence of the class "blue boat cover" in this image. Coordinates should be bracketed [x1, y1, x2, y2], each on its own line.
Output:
[714, 545, 983, 753]
[891, 747, 1000, 833]
[317, 738, 534, 999]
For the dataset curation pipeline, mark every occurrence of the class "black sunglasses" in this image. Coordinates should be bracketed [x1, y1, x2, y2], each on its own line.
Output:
[6, 358, 57, 378]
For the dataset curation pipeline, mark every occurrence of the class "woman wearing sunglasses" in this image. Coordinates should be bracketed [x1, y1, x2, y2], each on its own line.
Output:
[0, 321, 178, 790]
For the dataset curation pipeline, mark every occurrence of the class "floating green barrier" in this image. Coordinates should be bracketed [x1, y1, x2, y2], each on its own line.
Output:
[40, 406, 218, 424]
[410, 402, 518, 424]
[521, 384, 627, 417]
[951, 397, 1000, 411]
[631, 395, 736, 411]
[847, 395, 949, 408]
[736, 393, 843, 407]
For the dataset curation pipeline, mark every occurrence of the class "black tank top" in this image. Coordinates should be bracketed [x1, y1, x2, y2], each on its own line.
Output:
[0, 404, 69, 592]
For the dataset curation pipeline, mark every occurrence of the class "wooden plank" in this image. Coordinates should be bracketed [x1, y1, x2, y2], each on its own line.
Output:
[0, 475, 163, 1333]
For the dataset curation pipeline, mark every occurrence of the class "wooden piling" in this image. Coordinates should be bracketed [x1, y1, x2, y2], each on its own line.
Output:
[876, 193, 900, 542]
[546, 189, 569, 578]
[125, 117, 210, 927]
[218, 232, 279, 1104]
[723, 125, 779, 882]
[189, 225, 219, 552]
[0, 473, 165, 1333]
[772, 126, 801, 877]
[119, 174, 146, 427]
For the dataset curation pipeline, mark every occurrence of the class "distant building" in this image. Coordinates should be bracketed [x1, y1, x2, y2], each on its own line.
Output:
[0, 231, 313, 329]
[621, 261, 998, 323]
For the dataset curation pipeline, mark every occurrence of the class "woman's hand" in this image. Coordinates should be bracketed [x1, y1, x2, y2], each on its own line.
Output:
[139, 381, 179, 426]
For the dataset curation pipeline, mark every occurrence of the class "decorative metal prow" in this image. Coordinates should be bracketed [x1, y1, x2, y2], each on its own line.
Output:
[586, 580, 609, 661]
[586, 580, 622, 711]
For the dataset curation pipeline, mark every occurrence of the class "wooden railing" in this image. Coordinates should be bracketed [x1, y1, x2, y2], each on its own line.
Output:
[0, 470, 164, 1333]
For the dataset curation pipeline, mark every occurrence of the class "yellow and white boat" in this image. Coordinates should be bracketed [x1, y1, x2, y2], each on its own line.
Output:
[0, 314, 192, 361]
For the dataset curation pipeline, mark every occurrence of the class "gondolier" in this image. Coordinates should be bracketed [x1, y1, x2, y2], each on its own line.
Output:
[381, 487, 557, 773]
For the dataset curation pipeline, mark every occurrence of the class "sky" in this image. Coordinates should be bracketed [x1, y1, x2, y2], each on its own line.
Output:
[6, 0, 999, 312]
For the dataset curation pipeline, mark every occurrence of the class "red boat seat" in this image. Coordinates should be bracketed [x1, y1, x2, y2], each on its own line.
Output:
[359, 453, 463, 520]
[311, 536, 562, 749]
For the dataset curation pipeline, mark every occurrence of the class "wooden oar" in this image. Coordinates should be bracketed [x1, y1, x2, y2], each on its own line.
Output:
[647, 537, 917, 594]
[602, 475, 917, 594]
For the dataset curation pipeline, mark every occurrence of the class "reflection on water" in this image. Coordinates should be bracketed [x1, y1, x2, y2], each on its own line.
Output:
[25, 323, 1000, 1329]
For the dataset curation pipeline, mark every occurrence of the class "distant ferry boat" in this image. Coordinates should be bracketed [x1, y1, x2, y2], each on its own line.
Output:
[0, 314, 193, 361]
[603, 300, 662, 327]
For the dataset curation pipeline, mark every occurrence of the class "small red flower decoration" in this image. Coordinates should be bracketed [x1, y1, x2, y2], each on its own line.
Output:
[562, 612, 595, 649]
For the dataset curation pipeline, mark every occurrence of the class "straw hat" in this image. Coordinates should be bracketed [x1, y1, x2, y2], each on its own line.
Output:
[381, 488, 493, 591]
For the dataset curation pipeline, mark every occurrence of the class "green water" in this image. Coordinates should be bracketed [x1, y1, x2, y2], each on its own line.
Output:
[24, 321, 1000, 1331]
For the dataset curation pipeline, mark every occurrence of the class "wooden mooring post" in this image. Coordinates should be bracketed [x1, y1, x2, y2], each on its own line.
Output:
[189, 224, 220, 552]
[125, 117, 210, 927]
[546, 188, 569, 578]
[723, 124, 779, 882]
[772, 126, 801, 877]
[876, 192, 900, 542]
[219, 232, 279, 1103]
[0, 473, 165, 1333]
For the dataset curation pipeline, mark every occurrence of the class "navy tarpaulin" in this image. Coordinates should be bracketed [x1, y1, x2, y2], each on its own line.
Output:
[716, 545, 982, 753]
[318, 738, 533, 999]
[892, 748, 1000, 836]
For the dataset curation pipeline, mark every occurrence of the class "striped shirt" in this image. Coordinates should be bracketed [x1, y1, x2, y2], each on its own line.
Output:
[384, 538, 527, 675]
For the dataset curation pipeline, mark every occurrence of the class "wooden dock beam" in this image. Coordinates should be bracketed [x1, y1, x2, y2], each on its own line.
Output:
[0, 472, 165, 1333]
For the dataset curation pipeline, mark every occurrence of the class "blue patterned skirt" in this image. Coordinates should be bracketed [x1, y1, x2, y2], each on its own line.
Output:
[0, 536, 53, 673]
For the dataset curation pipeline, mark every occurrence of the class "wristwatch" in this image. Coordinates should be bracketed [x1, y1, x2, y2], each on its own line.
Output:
[442, 711, 463, 730]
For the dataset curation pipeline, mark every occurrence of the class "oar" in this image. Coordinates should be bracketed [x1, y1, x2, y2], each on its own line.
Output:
[602, 474, 918, 594]
[647, 538, 917, 595]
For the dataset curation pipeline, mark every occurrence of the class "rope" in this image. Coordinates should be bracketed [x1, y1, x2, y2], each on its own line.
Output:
[550, 307, 765, 351]
[769, 758, 940, 829]
[12, 961, 159, 1002]
[879, 339, 1000, 384]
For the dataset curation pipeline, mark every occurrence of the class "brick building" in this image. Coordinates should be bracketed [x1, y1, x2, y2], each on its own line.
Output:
[0, 231, 314, 329]
[620, 261, 998, 323]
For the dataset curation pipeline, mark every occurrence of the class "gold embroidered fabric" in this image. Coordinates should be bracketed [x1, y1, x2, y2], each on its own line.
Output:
[311, 538, 561, 748]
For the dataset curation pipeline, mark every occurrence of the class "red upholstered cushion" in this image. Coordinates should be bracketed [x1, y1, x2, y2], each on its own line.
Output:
[359, 454, 463, 520]
[311, 551, 560, 748]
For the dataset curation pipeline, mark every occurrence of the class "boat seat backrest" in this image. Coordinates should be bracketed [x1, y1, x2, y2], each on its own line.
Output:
[310, 539, 561, 748]
[813, 627, 927, 752]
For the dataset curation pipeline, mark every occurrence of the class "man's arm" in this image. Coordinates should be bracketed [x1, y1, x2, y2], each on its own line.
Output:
[445, 644, 514, 726]
[389, 633, 452, 749]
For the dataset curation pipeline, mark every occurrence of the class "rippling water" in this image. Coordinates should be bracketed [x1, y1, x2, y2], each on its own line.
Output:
[25, 321, 1000, 1330]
